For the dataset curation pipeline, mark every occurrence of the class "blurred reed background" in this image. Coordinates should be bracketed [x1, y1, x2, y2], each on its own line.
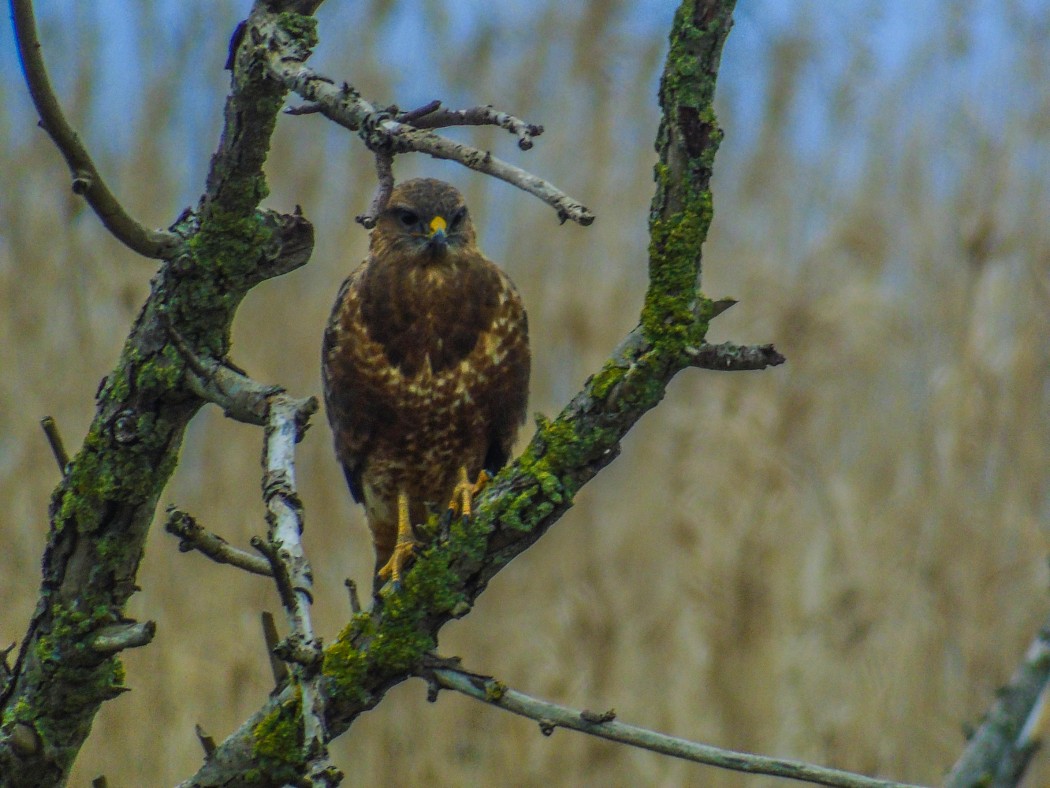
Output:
[3, 0, 1050, 784]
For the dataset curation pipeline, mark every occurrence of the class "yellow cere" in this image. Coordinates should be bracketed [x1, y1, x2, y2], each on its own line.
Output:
[429, 216, 447, 234]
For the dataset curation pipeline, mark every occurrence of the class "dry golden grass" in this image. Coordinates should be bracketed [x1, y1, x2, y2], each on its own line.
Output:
[3, 3, 1050, 785]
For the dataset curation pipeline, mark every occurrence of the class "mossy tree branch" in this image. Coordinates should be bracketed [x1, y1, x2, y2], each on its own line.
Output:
[0, 2, 318, 785]
[944, 613, 1050, 787]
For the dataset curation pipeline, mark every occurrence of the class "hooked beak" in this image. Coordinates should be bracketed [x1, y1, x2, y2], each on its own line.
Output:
[426, 216, 448, 250]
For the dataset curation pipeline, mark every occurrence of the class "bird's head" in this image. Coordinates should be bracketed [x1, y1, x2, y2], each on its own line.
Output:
[371, 178, 476, 263]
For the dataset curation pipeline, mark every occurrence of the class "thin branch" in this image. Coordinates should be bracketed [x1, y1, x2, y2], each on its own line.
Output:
[944, 611, 1050, 787]
[259, 24, 593, 224]
[10, 0, 181, 258]
[258, 392, 338, 786]
[260, 611, 291, 687]
[687, 341, 786, 372]
[39, 416, 70, 473]
[355, 151, 394, 228]
[194, 724, 216, 759]
[164, 507, 273, 576]
[406, 104, 544, 151]
[426, 662, 923, 788]
[344, 579, 362, 615]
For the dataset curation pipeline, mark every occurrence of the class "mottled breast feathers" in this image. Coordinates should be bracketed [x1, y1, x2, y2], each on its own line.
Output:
[321, 179, 530, 537]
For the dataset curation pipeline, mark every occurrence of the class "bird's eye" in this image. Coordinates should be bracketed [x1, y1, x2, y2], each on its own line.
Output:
[397, 210, 419, 227]
[449, 208, 467, 230]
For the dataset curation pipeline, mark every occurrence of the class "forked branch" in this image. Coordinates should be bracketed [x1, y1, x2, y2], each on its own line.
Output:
[254, 13, 594, 226]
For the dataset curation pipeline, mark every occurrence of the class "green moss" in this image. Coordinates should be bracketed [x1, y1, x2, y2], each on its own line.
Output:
[276, 11, 319, 50]
[322, 619, 372, 706]
[133, 345, 184, 396]
[484, 680, 507, 702]
[188, 208, 272, 281]
[368, 580, 437, 673]
[643, 202, 710, 347]
[661, 4, 730, 110]
[3, 698, 33, 725]
[252, 695, 305, 782]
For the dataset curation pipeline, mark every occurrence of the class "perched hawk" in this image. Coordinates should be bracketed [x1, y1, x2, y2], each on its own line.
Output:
[322, 178, 530, 591]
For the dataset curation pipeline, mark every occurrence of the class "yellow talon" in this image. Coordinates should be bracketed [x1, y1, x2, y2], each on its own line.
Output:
[377, 490, 420, 586]
[447, 467, 491, 520]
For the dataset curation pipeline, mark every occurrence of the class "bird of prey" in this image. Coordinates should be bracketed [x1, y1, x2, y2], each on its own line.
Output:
[322, 178, 530, 591]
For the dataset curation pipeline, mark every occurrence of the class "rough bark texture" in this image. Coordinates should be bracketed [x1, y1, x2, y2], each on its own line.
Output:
[0, 3, 317, 785]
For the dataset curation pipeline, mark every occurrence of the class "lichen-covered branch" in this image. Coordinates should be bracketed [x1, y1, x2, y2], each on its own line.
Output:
[426, 660, 920, 788]
[257, 28, 593, 225]
[944, 612, 1050, 787]
[10, 0, 181, 259]
[0, 3, 318, 785]
[183, 3, 776, 785]
[688, 341, 786, 371]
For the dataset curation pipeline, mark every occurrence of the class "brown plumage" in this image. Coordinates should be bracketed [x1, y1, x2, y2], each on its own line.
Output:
[322, 178, 530, 590]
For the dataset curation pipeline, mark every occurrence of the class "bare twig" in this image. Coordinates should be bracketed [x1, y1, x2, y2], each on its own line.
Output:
[165, 507, 273, 576]
[344, 579, 362, 615]
[407, 104, 544, 151]
[394, 99, 442, 125]
[260, 612, 290, 687]
[355, 151, 394, 228]
[686, 341, 786, 372]
[194, 724, 216, 758]
[944, 612, 1050, 787]
[39, 416, 70, 473]
[10, 0, 181, 258]
[257, 17, 593, 225]
[426, 662, 923, 788]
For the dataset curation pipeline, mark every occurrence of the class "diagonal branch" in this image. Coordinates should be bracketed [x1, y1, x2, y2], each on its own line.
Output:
[10, 0, 181, 259]
[943, 610, 1050, 787]
[425, 660, 923, 788]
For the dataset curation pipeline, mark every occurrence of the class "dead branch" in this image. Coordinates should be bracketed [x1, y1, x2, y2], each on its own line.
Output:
[687, 341, 787, 371]
[424, 659, 924, 788]
[10, 0, 181, 259]
[164, 508, 273, 577]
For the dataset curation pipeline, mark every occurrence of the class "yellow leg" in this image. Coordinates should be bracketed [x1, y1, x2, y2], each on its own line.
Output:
[377, 490, 419, 586]
[447, 466, 492, 519]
